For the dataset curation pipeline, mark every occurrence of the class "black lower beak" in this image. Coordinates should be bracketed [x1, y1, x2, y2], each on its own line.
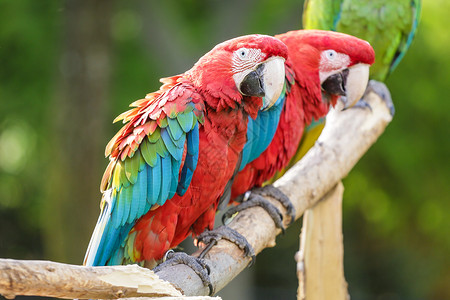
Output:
[321, 68, 349, 97]
[240, 64, 265, 97]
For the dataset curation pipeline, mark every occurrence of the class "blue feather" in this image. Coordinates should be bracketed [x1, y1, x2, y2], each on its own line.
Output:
[171, 132, 186, 149]
[169, 156, 180, 199]
[158, 156, 172, 205]
[149, 157, 161, 203]
[113, 189, 125, 228]
[187, 122, 199, 155]
[161, 128, 183, 161]
[177, 155, 196, 195]
[176, 125, 200, 195]
[177, 111, 194, 132]
[240, 116, 253, 170]
[103, 223, 133, 266]
[167, 117, 184, 140]
[121, 188, 131, 227]
[240, 95, 285, 170]
[137, 168, 147, 219]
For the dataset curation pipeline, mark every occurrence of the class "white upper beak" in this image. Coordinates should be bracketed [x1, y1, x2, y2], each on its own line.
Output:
[260, 56, 286, 110]
[234, 56, 286, 110]
[341, 63, 370, 109]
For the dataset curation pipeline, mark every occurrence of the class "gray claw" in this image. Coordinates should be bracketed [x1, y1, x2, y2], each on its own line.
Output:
[223, 185, 295, 233]
[197, 226, 255, 265]
[153, 251, 214, 295]
[350, 98, 372, 111]
[366, 80, 395, 116]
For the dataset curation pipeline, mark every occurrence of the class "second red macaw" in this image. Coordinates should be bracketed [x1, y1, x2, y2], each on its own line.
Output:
[228, 30, 375, 214]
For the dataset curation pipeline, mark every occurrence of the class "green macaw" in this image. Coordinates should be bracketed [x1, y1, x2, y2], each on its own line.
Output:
[303, 0, 421, 81]
[270, 0, 421, 180]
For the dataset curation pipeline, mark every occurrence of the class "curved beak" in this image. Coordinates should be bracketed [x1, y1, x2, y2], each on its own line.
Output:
[236, 56, 286, 110]
[321, 63, 370, 110]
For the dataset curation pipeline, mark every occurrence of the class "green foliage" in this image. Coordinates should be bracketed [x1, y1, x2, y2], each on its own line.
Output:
[0, 0, 448, 299]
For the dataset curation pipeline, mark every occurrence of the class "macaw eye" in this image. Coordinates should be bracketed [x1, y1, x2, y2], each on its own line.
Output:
[236, 48, 250, 60]
[324, 50, 337, 60]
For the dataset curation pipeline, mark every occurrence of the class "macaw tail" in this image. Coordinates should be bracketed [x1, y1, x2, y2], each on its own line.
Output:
[83, 189, 113, 266]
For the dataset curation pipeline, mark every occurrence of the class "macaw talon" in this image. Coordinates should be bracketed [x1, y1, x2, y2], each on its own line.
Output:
[365, 80, 395, 116]
[197, 226, 256, 266]
[223, 193, 284, 232]
[251, 185, 296, 225]
[223, 185, 295, 234]
[348, 98, 372, 112]
[153, 251, 213, 295]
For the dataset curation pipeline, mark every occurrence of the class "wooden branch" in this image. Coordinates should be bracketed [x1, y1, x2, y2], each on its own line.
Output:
[0, 259, 184, 299]
[155, 91, 393, 296]
[296, 182, 349, 300]
[0, 91, 392, 299]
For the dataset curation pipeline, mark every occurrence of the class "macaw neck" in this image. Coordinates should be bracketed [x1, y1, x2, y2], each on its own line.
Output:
[199, 91, 262, 120]
[274, 67, 329, 166]
[291, 67, 329, 125]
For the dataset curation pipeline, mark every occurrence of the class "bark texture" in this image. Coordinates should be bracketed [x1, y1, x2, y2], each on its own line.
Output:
[297, 182, 349, 300]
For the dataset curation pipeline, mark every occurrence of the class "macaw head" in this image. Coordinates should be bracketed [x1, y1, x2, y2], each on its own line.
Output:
[277, 29, 375, 110]
[186, 34, 288, 114]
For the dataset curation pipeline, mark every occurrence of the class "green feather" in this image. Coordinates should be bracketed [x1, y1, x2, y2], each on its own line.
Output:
[167, 117, 183, 140]
[126, 231, 137, 261]
[154, 138, 168, 158]
[177, 111, 194, 132]
[121, 188, 131, 227]
[138, 149, 146, 172]
[148, 127, 161, 143]
[157, 117, 168, 128]
[112, 161, 126, 190]
[303, 0, 421, 81]
[124, 149, 140, 184]
[140, 138, 158, 167]
[118, 161, 130, 188]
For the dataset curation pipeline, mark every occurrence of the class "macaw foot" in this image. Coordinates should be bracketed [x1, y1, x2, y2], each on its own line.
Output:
[223, 185, 295, 233]
[364, 80, 395, 116]
[153, 250, 213, 295]
[196, 226, 255, 265]
[351, 97, 373, 111]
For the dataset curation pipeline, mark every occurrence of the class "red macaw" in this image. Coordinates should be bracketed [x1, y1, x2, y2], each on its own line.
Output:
[83, 34, 288, 278]
[226, 30, 375, 222]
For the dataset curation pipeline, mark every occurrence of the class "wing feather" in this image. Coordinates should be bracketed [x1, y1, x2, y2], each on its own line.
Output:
[84, 76, 205, 266]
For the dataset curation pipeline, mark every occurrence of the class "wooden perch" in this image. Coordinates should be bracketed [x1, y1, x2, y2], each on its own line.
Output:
[0, 91, 392, 299]
[296, 182, 349, 300]
[0, 259, 183, 299]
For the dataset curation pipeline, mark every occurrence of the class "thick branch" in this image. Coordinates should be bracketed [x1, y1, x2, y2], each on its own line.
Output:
[0, 259, 182, 299]
[156, 91, 393, 295]
[297, 182, 349, 300]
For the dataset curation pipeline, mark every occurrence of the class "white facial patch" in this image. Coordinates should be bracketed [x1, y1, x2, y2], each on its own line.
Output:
[319, 50, 351, 83]
[232, 48, 265, 92]
[231, 48, 264, 74]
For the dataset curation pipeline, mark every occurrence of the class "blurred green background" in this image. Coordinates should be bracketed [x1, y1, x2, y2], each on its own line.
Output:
[0, 0, 448, 299]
